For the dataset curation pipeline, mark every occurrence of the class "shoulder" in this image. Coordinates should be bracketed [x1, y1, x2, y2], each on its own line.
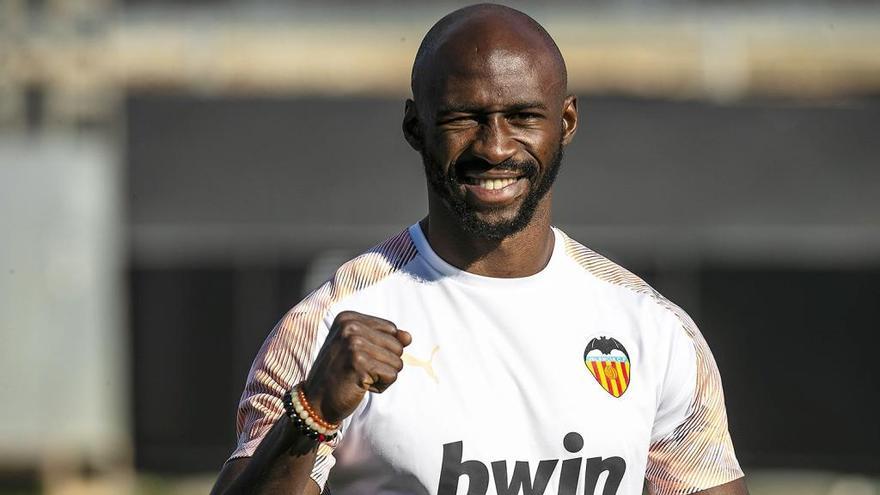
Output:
[556, 228, 657, 296]
[295, 227, 420, 319]
[556, 229, 674, 314]
[325, 227, 419, 295]
[555, 228, 698, 344]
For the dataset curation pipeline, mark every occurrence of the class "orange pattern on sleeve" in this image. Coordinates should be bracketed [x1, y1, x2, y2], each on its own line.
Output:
[228, 229, 417, 489]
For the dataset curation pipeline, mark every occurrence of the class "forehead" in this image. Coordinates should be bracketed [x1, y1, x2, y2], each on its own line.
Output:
[424, 46, 564, 113]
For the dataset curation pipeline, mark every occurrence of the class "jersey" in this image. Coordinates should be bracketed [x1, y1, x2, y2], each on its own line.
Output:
[228, 223, 744, 495]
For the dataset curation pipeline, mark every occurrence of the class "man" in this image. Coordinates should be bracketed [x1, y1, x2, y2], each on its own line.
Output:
[211, 4, 747, 495]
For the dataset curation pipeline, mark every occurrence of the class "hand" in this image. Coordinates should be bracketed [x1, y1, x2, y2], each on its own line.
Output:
[303, 311, 412, 425]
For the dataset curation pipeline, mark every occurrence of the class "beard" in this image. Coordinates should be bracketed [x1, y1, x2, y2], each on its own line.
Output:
[421, 141, 564, 241]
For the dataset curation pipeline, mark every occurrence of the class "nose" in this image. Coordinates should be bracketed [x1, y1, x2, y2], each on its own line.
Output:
[469, 115, 517, 166]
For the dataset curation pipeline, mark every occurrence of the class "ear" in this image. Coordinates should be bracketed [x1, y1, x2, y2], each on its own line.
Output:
[560, 95, 578, 146]
[402, 99, 424, 152]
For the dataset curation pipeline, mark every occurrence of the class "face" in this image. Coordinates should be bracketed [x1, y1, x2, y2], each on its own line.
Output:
[407, 47, 576, 240]
[420, 135, 563, 240]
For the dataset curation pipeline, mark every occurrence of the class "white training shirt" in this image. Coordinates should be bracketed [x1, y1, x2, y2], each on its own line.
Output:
[229, 224, 743, 495]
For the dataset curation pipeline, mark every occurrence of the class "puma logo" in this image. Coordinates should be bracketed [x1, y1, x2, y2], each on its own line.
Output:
[403, 345, 440, 383]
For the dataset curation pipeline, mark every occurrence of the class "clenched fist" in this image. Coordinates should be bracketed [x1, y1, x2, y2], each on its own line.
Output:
[302, 311, 412, 425]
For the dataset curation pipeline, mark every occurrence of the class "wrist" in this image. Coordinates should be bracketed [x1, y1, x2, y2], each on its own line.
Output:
[282, 382, 340, 444]
[300, 380, 342, 425]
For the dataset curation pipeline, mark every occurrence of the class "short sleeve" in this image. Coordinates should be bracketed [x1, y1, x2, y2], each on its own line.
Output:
[645, 306, 744, 495]
[227, 308, 339, 491]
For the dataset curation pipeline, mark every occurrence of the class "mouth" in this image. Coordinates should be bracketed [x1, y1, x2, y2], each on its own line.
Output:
[460, 176, 523, 190]
[457, 173, 528, 206]
[445, 158, 538, 208]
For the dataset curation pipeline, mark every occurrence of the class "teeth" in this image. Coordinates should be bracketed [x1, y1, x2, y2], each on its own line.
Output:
[476, 178, 517, 190]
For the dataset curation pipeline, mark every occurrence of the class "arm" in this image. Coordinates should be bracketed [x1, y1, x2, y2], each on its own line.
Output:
[645, 305, 745, 495]
[210, 414, 321, 495]
[210, 311, 411, 495]
[691, 477, 749, 495]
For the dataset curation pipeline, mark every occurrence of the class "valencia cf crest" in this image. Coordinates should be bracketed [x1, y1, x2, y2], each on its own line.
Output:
[584, 336, 631, 398]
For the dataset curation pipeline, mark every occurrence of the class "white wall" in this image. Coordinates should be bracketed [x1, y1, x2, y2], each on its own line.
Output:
[0, 133, 128, 466]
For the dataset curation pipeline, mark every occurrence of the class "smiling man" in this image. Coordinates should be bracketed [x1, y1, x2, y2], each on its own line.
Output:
[211, 4, 747, 495]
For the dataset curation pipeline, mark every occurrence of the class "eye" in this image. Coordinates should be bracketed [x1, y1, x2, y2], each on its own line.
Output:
[509, 112, 541, 123]
[439, 115, 478, 127]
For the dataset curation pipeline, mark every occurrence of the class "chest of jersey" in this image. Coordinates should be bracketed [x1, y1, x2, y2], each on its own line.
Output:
[331, 273, 663, 495]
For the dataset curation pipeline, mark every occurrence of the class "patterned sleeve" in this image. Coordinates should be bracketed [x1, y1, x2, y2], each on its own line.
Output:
[226, 229, 417, 490]
[645, 306, 744, 495]
[227, 306, 340, 491]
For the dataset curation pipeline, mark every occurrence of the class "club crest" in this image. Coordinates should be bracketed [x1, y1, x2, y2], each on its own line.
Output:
[584, 336, 631, 398]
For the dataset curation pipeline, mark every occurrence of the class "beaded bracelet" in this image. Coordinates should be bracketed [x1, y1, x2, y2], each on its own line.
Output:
[282, 383, 339, 443]
[296, 384, 340, 432]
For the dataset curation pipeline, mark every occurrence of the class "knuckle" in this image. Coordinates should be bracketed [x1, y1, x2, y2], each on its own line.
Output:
[337, 310, 359, 320]
[347, 336, 364, 351]
[334, 311, 352, 324]
[335, 310, 362, 325]
[367, 315, 396, 331]
[351, 353, 369, 369]
[339, 322, 361, 339]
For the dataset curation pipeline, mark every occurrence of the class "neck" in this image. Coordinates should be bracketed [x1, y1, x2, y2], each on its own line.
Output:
[422, 193, 555, 278]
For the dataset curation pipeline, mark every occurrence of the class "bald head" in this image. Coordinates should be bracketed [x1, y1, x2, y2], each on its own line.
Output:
[402, 4, 579, 243]
[411, 4, 568, 105]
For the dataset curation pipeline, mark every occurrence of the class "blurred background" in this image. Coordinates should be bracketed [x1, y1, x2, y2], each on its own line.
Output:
[1, 0, 878, 494]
